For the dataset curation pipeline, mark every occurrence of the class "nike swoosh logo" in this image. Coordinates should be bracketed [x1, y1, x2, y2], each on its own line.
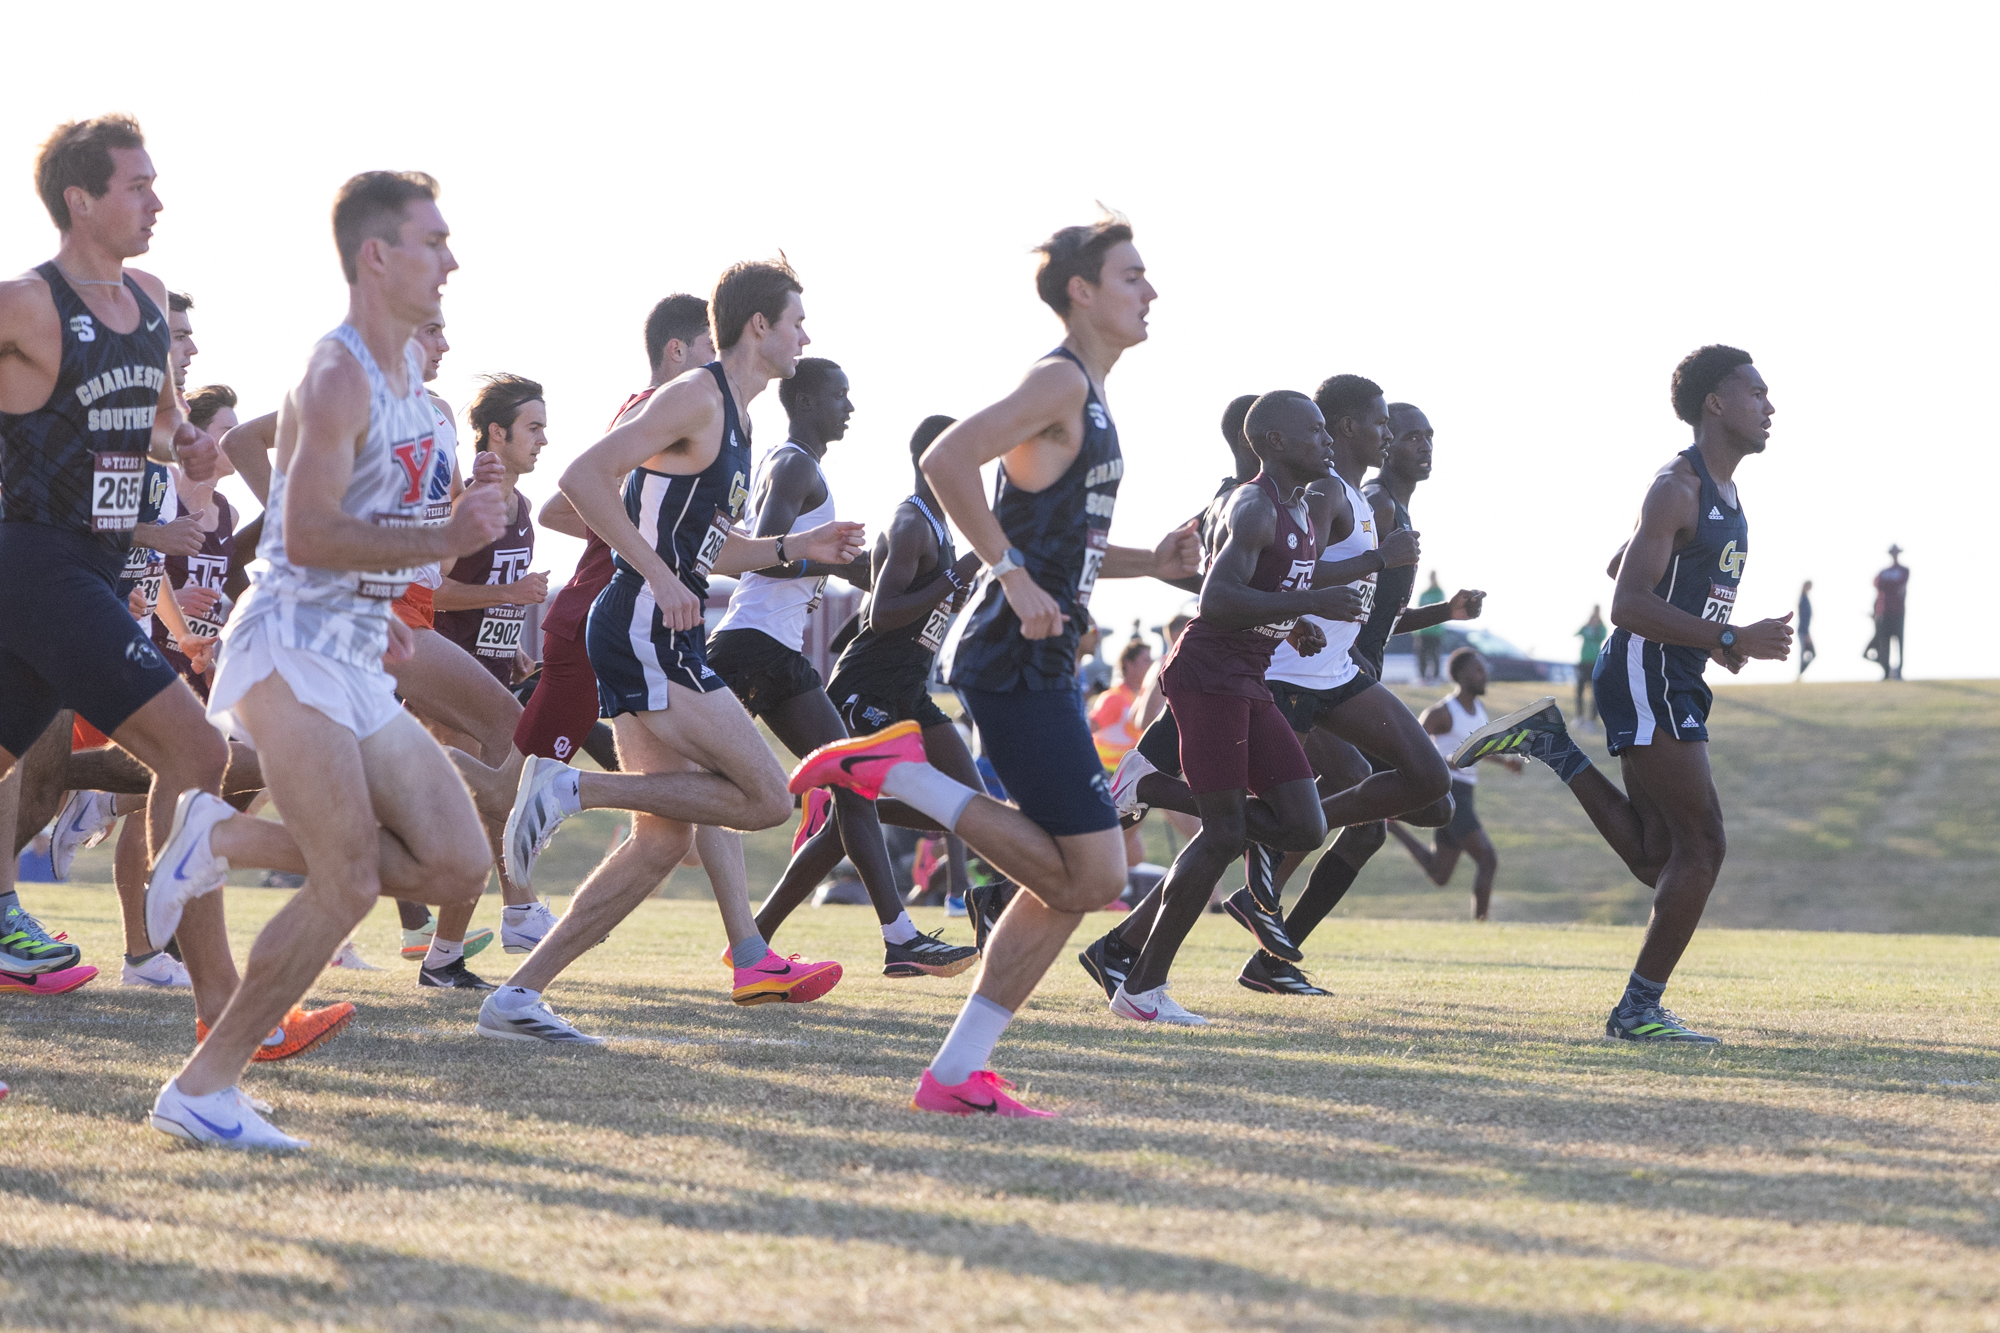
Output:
[839, 753, 891, 773]
[1129, 1004, 1158, 1020]
[66, 809, 93, 834]
[952, 1096, 998, 1113]
[146, 318, 161, 331]
[754, 962, 795, 976]
[173, 841, 202, 881]
[187, 1109, 244, 1139]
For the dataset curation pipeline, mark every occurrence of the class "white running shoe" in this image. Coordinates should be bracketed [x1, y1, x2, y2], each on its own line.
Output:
[50, 790, 118, 881]
[504, 757, 575, 888]
[148, 1079, 308, 1150]
[475, 988, 604, 1045]
[327, 939, 384, 971]
[501, 900, 559, 954]
[1110, 981, 1211, 1027]
[121, 952, 192, 988]
[1109, 747, 1158, 821]
[144, 790, 234, 950]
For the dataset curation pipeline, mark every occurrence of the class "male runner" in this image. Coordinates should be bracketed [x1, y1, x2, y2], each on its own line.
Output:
[145, 170, 509, 1147]
[1452, 345, 1792, 1043]
[486, 259, 864, 1043]
[1385, 647, 1521, 920]
[1795, 581, 1815, 678]
[707, 359, 976, 977]
[751, 413, 988, 957]
[786, 217, 1200, 1116]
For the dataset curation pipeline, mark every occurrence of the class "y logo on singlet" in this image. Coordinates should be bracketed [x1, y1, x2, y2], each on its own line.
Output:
[391, 437, 437, 505]
[1718, 540, 1745, 578]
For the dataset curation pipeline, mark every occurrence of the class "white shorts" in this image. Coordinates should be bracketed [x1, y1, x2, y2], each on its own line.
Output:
[207, 618, 404, 745]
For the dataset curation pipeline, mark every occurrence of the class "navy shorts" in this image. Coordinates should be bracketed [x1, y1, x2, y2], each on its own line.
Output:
[961, 684, 1119, 837]
[1593, 636, 1711, 756]
[585, 576, 729, 718]
[0, 524, 182, 756]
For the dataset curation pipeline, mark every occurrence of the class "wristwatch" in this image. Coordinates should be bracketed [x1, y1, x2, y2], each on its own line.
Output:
[1717, 627, 1737, 651]
[989, 547, 1028, 579]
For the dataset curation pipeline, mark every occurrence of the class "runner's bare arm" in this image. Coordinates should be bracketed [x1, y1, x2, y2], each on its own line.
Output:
[865, 509, 978, 632]
[282, 348, 505, 571]
[1394, 589, 1485, 634]
[711, 518, 864, 578]
[537, 491, 589, 540]
[1420, 703, 1451, 736]
[1099, 518, 1200, 582]
[1198, 488, 1363, 630]
[1611, 466, 1790, 662]
[433, 570, 548, 612]
[737, 447, 865, 584]
[221, 411, 277, 505]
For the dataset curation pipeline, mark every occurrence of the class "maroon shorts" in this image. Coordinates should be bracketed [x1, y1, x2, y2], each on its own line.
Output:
[513, 629, 599, 762]
[1165, 684, 1314, 797]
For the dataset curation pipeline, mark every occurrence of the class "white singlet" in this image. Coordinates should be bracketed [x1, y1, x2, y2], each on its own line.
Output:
[1266, 472, 1377, 691]
[409, 395, 458, 591]
[1432, 693, 1489, 783]
[208, 326, 435, 742]
[712, 441, 836, 653]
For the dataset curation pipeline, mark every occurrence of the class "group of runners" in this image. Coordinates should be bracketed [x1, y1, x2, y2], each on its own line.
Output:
[0, 115, 1793, 1142]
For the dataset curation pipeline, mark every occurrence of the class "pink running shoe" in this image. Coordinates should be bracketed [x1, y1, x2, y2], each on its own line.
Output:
[787, 720, 926, 801]
[792, 788, 833, 853]
[910, 836, 943, 896]
[911, 1068, 1057, 1119]
[0, 964, 98, 995]
[731, 951, 843, 1006]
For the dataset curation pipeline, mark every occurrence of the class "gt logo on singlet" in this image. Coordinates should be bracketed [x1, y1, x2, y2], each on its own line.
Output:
[390, 436, 437, 505]
[1718, 540, 1745, 578]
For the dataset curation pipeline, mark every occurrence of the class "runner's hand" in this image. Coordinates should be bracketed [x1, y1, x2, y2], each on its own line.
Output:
[383, 614, 416, 665]
[444, 479, 509, 555]
[175, 586, 221, 620]
[1709, 646, 1745, 674]
[1000, 570, 1066, 640]
[1735, 613, 1793, 662]
[505, 571, 550, 605]
[153, 515, 205, 557]
[1152, 519, 1201, 580]
[1308, 585, 1368, 622]
[470, 451, 506, 487]
[173, 420, 222, 482]
[127, 586, 147, 618]
[949, 552, 983, 605]
[1288, 619, 1327, 657]
[793, 519, 867, 566]
[1378, 528, 1420, 568]
[177, 635, 217, 673]
[649, 575, 703, 631]
[1447, 588, 1485, 620]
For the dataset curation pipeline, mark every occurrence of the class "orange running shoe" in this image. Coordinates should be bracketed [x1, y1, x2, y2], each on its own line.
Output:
[792, 788, 832, 853]
[731, 952, 842, 1006]
[787, 720, 925, 801]
[196, 1002, 356, 1062]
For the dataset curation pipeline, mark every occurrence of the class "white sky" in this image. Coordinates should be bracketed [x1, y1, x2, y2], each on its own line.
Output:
[4, 2, 1991, 684]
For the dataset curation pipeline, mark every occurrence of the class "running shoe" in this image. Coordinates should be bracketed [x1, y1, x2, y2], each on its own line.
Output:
[1110, 981, 1211, 1027]
[883, 930, 979, 979]
[145, 789, 234, 949]
[327, 939, 384, 970]
[1242, 842, 1281, 915]
[1078, 931, 1139, 1001]
[475, 989, 605, 1045]
[944, 892, 968, 918]
[197, 1003, 356, 1062]
[502, 900, 560, 954]
[1605, 1004, 1720, 1045]
[49, 789, 118, 880]
[731, 951, 843, 1006]
[1449, 696, 1565, 768]
[505, 755, 578, 887]
[792, 787, 832, 853]
[968, 878, 1014, 953]
[1, 904, 83, 975]
[910, 1068, 1057, 1119]
[1237, 950, 1329, 996]
[786, 719, 925, 801]
[1222, 886, 1303, 962]
[148, 1080, 307, 1151]
[121, 952, 193, 988]
[419, 958, 497, 990]
[910, 836, 944, 897]
[0, 964, 97, 995]
[1108, 746, 1157, 822]
[400, 923, 494, 961]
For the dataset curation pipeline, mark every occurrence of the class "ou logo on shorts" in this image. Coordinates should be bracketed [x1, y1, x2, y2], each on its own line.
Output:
[553, 736, 572, 759]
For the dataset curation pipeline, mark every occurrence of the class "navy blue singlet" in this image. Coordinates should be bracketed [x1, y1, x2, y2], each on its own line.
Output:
[610, 362, 752, 605]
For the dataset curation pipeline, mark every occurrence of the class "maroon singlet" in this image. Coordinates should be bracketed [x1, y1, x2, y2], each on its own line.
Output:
[1161, 472, 1319, 698]
[436, 490, 535, 683]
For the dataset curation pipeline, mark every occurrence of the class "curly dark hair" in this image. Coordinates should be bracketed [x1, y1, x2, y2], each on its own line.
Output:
[1670, 345, 1753, 426]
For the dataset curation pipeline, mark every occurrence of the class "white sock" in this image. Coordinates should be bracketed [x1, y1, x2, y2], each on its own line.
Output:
[554, 766, 583, 815]
[503, 903, 537, 921]
[929, 993, 1014, 1086]
[882, 912, 919, 945]
[425, 936, 465, 969]
[495, 984, 541, 1010]
[880, 762, 977, 832]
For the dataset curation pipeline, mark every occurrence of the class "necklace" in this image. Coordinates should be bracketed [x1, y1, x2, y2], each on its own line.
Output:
[52, 259, 125, 288]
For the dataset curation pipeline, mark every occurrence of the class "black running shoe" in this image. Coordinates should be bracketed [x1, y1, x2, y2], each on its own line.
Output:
[1077, 931, 1139, 1001]
[883, 929, 980, 979]
[968, 879, 1015, 953]
[1237, 951, 1328, 996]
[418, 958, 497, 991]
[1242, 842, 1281, 914]
[1604, 1004, 1719, 1044]
[1449, 696, 1566, 768]
[1222, 886, 1302, 962]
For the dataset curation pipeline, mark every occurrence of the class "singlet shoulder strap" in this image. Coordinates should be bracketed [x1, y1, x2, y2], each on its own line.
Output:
[125, 274, 161, 323]
[324, 325, 386, 391]
[908, 494, 948, 548]
[1046, 345, 1101, 405]
[34, 261, 80, 313]
[703, 360, 731, 405]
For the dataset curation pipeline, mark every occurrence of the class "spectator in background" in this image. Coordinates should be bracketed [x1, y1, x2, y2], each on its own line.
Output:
[1796, 580, 1816, 679]
[1575, 605, 1605, 729]
[1868, 546, 1907, 680]
[1077, 623, 1114, 698]
[1415, 571, 1446, 682]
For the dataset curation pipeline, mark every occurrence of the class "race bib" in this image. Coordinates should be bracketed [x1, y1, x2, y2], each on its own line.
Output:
[475, 608, 527, 658]
[1701, 582, 1736, 624]
[694, 511, 731, 577]
[1077, 528, 1109, 608]
[1258, 558, 1320, 638]
[917, 600, 954, 652]
[361, 511, 421, 599]
[92, 452, 144, 532]
[1353, 572, 1379, 620]
[137, 565, 163, 617]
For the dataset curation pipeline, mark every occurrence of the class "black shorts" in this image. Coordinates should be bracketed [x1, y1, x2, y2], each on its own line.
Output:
[0, 524, 181, 755]
[707, 627, 823, 718]
[824, 668, 952, 735]
[1135, 706, 1182, 778]
[1437, 779, 1481, 845]
[1270, 673, 1377, 734]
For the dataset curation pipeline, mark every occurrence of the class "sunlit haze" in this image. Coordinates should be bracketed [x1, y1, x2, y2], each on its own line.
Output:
[5, 3, 1990, 684]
